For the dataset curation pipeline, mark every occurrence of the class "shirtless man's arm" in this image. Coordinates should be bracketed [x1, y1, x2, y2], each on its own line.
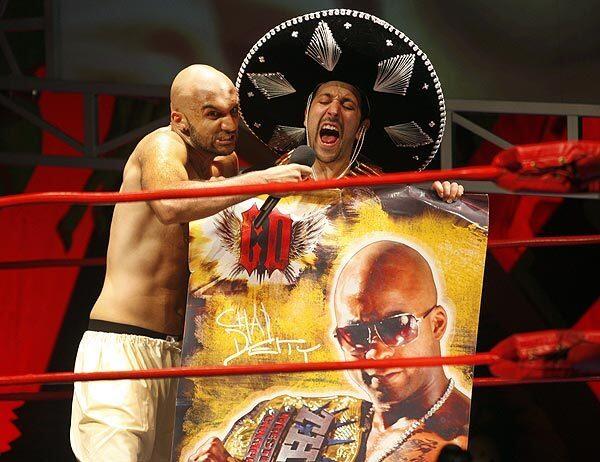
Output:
[139, 132, 311, 224]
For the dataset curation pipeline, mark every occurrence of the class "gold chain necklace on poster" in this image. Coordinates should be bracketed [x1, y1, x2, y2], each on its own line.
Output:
[372, 379, 454, 462]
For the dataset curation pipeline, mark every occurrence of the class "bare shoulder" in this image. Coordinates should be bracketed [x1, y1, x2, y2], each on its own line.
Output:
[136, 127, 188, 165]
[213, 152, 239, 178]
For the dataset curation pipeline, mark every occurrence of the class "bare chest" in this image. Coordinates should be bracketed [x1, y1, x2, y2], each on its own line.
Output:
[185, 159, 228, 181]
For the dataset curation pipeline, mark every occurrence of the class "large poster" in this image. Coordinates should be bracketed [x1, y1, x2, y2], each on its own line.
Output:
[172, 187, 488, 462]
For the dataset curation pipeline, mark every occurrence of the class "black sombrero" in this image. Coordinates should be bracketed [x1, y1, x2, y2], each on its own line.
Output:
[236, 9, 446, 172]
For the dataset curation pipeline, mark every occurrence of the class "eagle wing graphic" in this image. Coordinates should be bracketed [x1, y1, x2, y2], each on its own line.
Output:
[284, 209, 328, 283]
[213, 207, 245, 279]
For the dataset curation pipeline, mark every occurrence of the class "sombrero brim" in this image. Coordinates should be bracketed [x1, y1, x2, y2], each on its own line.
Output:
[236, 9, 446, 172]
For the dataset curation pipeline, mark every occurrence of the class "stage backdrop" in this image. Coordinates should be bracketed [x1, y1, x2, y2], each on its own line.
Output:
[172, 187, 489, 462]
[55, 0, 600, 104]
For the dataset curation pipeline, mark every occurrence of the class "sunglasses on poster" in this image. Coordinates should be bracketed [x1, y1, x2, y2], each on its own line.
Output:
[334, 305, 438, 354]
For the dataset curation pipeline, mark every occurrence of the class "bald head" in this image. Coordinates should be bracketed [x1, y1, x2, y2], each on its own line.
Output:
[170, 64, 235, 112]
[333, 241, 449, 407]
[169, 64, 239, 156]
[334, 241, 437, 325]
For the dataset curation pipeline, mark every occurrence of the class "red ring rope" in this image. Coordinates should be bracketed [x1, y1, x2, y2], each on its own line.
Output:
[0, 353, 498, 387]
[1, 376, 597, 402]
[487, 235, 600, 248]
[471, 376, 600, 387]
[2, 376, 597, 402]
[0, 167, 502, 208]
[1, 235, 597, 269]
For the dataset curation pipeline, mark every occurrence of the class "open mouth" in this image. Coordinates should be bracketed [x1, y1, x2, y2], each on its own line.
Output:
[319, 123, 340, 146]
[216, 135, 236, 145]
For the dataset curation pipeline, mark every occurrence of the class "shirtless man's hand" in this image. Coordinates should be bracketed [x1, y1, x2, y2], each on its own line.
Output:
[258, 163, 313, 183]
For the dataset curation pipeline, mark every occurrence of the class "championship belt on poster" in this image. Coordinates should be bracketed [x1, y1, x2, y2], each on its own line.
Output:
[171, 187, 489, 462]
[223, 395, 373, 462]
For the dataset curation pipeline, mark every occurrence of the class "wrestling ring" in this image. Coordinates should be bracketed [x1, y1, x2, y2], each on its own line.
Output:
[0, 140, 598, 459]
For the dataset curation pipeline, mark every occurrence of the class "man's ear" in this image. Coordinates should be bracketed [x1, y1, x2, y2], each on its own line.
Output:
[171, 111, 188, 134]
[430, 305, 447, 340]
[356, 119, 370, 140]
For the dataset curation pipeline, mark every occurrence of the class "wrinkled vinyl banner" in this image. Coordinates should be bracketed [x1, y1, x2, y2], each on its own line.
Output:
[172, 186, 488, 462]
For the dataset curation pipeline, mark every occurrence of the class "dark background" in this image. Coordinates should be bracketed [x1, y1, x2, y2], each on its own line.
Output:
[0, 1, 598, 461]
[54, 0, 600, 103]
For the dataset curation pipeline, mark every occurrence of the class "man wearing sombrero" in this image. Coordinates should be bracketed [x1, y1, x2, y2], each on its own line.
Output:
[236, 9, 463, 201]
[185, 10, 470, 462]
[184, 8, 475, 301]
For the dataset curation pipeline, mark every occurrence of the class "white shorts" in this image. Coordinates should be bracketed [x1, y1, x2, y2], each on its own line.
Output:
[70, 330, 181, 462]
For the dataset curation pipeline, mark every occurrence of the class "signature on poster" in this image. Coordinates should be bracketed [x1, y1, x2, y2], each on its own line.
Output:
[216, 302, 321, 365]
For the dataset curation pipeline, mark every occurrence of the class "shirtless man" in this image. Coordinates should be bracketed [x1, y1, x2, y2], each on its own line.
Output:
[333, 241, 470, 461]
[69, 64, 312, 462]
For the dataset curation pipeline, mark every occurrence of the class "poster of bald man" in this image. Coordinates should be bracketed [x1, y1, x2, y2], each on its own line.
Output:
[172, 186, 488, 462]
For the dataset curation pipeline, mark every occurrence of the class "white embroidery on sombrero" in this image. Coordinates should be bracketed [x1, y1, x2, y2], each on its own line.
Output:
[247, 72, 296, 99]
[306, 21, 341, 71]
[374, 54, 415, 95]
[384, 121, 433, 147]
[234, 9, 447, 171]
[268, 125, 306, 151]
